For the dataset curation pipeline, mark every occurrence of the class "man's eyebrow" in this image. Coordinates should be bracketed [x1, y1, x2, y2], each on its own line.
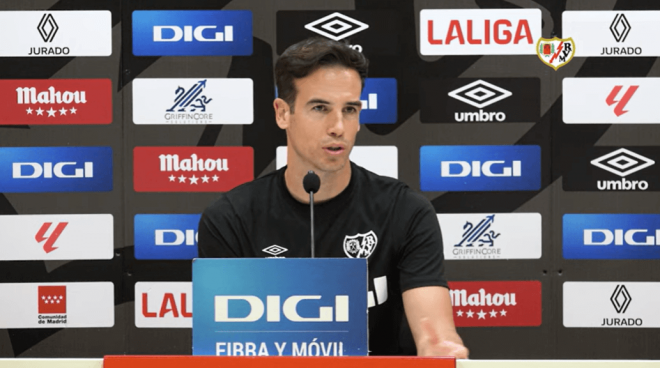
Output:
[306, 98, 331, 106]
[305, 99, 362, 108]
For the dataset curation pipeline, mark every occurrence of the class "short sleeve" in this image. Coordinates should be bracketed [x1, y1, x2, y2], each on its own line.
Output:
[397, 191, 447, 292]
[197, 195, 249, 258]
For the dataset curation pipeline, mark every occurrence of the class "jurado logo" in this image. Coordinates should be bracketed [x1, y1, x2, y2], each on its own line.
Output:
[30, 13, 69, 56]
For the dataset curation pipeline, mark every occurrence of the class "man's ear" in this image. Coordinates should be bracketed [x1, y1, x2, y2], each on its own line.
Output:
[274, 98, 290, 130]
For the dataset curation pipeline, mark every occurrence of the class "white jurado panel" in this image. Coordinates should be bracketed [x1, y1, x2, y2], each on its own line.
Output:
[0, 11, 111, 56]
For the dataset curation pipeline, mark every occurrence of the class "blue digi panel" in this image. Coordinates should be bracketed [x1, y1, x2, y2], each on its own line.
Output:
[563, 214, 660, 259]
[193, 258, 368, 356]
[359, 78, 397, 124]
[133, 10, 252, 56]
[420, 145, 541, 191]
[134, 214, 201, 260]
[0, 146, 112, 193]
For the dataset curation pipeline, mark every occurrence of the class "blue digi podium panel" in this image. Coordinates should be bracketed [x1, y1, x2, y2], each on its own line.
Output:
[192, 258, 368, 356]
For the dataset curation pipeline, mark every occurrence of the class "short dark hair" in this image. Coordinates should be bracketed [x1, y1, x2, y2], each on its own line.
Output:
[275, 37, 369, 112]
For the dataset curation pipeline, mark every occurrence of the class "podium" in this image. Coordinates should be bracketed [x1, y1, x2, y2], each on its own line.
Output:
[192, 258, 368, 356]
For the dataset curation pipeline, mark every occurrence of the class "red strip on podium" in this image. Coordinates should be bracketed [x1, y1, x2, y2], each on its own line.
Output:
[104, 356, 455, 368]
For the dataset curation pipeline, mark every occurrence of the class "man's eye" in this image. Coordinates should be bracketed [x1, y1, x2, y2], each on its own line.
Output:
[313, 105, 326, 112]
[345, 107, 357, 113]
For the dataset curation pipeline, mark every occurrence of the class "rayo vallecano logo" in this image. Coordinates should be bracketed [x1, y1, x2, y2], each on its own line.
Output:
[536, 37, 575, 70]
[343, 230, 377, 258]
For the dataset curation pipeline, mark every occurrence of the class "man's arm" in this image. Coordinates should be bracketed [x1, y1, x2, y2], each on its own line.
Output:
[197, 196, 247, 258]
[402, 286, 468, 358]
[396, 190, 467, 357]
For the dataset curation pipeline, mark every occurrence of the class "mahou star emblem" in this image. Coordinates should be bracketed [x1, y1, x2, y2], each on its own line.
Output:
[343, 230, 378, 258]
[536, 37, 576, 70]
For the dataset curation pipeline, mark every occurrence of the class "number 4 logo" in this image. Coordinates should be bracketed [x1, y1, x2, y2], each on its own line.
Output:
[35, 222, 68, 253]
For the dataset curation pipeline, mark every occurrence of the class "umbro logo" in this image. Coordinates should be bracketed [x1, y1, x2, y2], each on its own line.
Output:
[448, 80, 512, 109]
[591, 148, 654, 177]
[304, 12, 369, 41]
[277, 11, 399, 56]
[448, 80, 512, 122]
[590, 148, 654, 191]
[262, 245, 288, 257]
[563, 147, 660, 192]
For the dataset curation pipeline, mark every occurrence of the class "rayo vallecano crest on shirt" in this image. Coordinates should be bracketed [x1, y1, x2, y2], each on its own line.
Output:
[343, 230, 378, 258]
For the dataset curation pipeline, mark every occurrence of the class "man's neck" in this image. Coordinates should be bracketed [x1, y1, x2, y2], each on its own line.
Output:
[284, 162, 352, 204]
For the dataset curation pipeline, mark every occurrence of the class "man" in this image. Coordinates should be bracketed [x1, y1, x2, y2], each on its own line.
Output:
[198, 37, 467, 357]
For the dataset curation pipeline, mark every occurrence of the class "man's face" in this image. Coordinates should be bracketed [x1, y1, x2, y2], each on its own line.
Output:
[279, 66, 362, 173]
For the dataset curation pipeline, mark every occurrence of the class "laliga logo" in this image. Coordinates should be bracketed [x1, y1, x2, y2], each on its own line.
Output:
[215, 295, 349, 323]
[441, 160, 521, 177]
[13, 162, 93, 178]
[584, 229, 660, 246]
[153, 25, 233, 42]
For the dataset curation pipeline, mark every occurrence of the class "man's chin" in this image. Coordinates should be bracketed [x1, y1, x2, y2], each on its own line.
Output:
[316, 157, 349, 173]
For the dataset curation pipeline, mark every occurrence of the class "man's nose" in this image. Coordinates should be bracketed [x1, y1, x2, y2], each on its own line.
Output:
[327, 110, 345, 137]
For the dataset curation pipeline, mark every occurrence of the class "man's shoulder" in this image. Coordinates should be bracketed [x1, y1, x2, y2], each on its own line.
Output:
[353, 163, 429, 208]
[204, 169, 281, 216]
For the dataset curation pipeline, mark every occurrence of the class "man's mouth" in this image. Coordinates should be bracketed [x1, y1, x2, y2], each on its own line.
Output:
[323, 145, 346, 155]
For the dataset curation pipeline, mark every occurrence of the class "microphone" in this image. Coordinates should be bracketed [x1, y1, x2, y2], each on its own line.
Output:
[303, 171, 320, 258]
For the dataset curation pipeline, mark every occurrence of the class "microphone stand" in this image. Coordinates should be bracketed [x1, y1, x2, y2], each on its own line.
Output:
[303, 170, 320, 259]
[309, 190, 315, 258]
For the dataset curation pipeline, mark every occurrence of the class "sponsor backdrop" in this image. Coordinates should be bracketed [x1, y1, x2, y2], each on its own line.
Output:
[0, 0, 659, 360]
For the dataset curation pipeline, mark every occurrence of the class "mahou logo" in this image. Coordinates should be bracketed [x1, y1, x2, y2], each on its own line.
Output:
[0, 79, 111, 125]
[448, 281, 541, 327]
[420, 9, 541, 55]
[133, 147, 253, 192]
